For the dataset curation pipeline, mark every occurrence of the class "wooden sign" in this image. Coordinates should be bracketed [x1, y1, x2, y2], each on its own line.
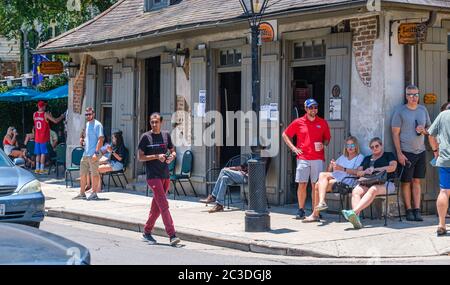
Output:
[424, 93, 437, 104]
[398, 23, 428, 45]
[39, 61, 63, 74]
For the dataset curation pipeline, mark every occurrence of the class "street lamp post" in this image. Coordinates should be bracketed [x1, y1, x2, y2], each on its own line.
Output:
[239, 0, 271, 232]
[20, 23, 31, 74]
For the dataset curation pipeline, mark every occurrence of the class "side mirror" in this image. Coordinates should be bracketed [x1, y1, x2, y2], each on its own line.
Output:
[13, 158, 25, 167]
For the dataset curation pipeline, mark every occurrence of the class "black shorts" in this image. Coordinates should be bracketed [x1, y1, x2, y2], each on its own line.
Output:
[401, 151, 426, 182]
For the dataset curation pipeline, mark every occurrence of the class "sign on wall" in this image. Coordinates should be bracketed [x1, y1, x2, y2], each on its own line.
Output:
[39, 61, 63, 74]
[259, 20, 277, 42]
[398, 23, 428, 45]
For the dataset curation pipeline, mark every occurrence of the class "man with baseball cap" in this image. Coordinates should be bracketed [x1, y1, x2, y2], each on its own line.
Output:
[282, 98, 331, 220]
[33, 101, 64, 174]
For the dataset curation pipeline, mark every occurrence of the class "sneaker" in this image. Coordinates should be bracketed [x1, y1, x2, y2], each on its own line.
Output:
[170, 235, 181, 246]
[142, 233, 157, 245]
[347, 210, 363, 229]
[413, 208, 423, 222]
[87, 193, 99, 201]
[405, 209, 415, 221]
[341, 209, 352, 221]
[315, 202, 328, 212]
[72, 193, 87, 200]
[40, 169, 49, 175]
[295, 208, 306, 220]
[34, 169, 41, 174]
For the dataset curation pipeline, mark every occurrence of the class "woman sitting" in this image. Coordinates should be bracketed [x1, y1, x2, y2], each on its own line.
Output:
[303, 136, 365, 222]
[98, 130, 127, 176]
[3, 127, 27, 160]
[341, 137, 398, 229]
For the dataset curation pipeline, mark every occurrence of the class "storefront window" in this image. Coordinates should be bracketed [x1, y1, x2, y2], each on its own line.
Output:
[102, 66, 113, 103]
[294, 39, 326, 60]
[219, 48, 242, 66]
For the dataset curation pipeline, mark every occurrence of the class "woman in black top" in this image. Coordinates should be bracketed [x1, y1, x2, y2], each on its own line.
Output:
[98, 130, 126, 175]
[342, 137, 398, 229]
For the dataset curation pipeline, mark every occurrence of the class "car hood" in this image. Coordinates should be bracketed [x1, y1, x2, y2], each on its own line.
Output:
[0, 166, 36, 189]
[0, 223, 90, 265]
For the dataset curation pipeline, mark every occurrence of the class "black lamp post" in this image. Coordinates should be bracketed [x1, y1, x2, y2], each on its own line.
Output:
[239, 0, 271, 232]
[239, 0, 269, 150]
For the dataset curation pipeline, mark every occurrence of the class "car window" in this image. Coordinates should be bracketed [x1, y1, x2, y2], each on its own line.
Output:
[0, 150, 13, 167]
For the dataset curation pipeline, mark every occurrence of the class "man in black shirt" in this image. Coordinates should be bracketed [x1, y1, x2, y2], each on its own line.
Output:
[138, 113, 180, 246]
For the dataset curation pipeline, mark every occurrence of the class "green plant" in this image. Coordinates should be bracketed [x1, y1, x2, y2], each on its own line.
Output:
[37, 74, 68, 92]
[0, 85, 9, 93]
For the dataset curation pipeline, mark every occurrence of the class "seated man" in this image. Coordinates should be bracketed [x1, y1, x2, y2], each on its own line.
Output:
[341, 137, 398, 229]
[200, 147, 271, 213]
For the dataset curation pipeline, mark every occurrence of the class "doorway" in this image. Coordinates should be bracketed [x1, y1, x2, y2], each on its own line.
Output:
[218, 72, 241, 167]
[289, 64, 326, 209]
[145, 56, 161, 131]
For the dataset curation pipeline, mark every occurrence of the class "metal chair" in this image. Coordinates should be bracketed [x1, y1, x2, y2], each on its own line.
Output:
[65, 147, 84, 188]
[145, 157, 178, 197]
[48, 143, 66, 178]
[103, 147, 129, 192]
[170, 150, 197, 198]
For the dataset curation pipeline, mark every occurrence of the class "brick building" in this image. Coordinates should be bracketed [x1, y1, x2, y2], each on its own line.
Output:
[36, 0, 450, 214]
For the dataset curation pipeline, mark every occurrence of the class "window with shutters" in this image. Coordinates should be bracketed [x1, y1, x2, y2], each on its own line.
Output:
[100, 66, 113, 139]
[219, 48, 242, 67]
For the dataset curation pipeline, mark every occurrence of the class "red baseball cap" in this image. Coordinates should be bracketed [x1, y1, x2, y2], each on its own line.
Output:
[37, 101, 47, 108]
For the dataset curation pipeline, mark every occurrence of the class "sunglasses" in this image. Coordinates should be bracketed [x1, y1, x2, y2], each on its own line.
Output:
[406, 94, 419, 98]
[307, 106, 318, 110]
[346, 143, 356, 148]
[370, 144, 381, 150]
[85, 113, 93, 116]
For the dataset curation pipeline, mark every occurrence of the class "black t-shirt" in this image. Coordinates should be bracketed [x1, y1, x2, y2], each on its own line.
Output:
[111, 144, 126, 163]
[138, 131, 174, 179]
[360, 152, 397, 180]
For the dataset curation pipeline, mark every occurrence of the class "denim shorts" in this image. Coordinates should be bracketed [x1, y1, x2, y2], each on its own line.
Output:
[439, 167, 450, 190]
[110, 160, 124, 172]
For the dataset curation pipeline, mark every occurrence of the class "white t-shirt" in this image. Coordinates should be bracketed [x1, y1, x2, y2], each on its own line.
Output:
[332, 154, 365, 185]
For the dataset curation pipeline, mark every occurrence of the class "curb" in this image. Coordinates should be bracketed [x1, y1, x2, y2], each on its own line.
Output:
[45, 208, 336, 258]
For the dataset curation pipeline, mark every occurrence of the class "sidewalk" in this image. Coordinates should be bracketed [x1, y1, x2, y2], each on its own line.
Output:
[40, 178, 450, 258]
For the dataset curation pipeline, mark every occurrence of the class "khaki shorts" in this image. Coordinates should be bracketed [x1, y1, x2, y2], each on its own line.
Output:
[80, 156, 101, 176]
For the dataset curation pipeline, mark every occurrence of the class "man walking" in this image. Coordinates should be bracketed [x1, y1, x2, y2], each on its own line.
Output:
[33, 101, 64, 174]
[428, 109, 450, 235]
[391, 85, 431, 221]
[138, 113, 180, 246]
[73, 107, 104, 201]
[282, 99, 331, 219]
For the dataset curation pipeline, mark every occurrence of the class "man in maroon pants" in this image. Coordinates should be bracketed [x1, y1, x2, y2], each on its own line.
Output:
[138, 113, 180, 246]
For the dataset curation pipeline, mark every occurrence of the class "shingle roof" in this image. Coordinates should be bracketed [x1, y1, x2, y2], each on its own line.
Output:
[36, 0, 450, 53]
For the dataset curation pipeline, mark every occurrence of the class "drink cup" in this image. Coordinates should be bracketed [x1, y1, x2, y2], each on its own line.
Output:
[314, 142, 323, 152]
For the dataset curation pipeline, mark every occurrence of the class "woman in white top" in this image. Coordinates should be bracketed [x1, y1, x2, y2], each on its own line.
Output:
[303, 136, 365, 222]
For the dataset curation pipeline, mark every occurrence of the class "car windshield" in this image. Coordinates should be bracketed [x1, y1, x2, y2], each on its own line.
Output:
[0, 150, 13, 167]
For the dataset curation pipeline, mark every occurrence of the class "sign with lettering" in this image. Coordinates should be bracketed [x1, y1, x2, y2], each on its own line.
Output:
[259, 20, 277, 42]
[398, 23, 428, 45]
[39, 61, 63, 74]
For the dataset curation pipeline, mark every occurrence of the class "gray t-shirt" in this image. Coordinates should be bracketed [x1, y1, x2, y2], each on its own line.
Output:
[391, 104, 431, 154]
[428, 110, 450, 167]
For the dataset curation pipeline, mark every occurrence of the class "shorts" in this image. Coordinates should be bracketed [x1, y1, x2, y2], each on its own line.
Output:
[401, 151, 426, 182]
[80, 156, 100, 176]
[357, 182, 395, 194]
[439, 167, 450, 190]
[295, 160, 324, 183]
[34, 142, 48, 155]
[110, 160, 124, 172]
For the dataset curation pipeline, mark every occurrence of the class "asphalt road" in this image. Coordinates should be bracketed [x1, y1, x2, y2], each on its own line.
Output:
[40, 217, 450, 265]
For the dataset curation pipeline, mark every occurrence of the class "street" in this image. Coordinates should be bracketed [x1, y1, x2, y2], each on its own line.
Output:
[41, 217, 450, 265]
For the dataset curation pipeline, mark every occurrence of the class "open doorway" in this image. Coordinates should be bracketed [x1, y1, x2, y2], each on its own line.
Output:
[145, 56, 161, 131]
[290, 65, 326, 210]
[218, 72, 241, 167]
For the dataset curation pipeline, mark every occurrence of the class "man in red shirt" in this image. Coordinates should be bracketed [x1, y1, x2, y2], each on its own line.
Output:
[33, 101, 64, 174]
[282, 99, 331, 220]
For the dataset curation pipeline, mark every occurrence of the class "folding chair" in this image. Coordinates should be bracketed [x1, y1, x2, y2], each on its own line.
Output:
[103, 147, 129, 192]
[170, 150, 197, 198]
[65, 147, 84, 188]
[48, 143, 66, 178]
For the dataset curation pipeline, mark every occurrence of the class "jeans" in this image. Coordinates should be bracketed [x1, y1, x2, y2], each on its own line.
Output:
[212, 168, 247, 206]
[144, 178, 176, 237]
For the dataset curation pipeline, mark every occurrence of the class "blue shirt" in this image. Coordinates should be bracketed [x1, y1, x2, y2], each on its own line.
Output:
[84, 120, 104, 157]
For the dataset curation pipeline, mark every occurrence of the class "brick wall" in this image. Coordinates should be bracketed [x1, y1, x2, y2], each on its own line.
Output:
[0, 61, 19, 78]
[350, 16, 379, 87]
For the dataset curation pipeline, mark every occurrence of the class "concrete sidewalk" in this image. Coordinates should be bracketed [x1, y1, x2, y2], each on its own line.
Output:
[40, 178, 450, 258]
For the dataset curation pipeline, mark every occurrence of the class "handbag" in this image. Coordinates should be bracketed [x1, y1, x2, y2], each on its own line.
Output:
[332, 182, 353, 195]
[357, 170, 387, 187]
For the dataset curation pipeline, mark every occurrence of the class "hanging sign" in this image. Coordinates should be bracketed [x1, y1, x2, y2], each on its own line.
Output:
[259, 20, 277, 42]
[398, 23, 428, 45]
[39, 61, 63, 74]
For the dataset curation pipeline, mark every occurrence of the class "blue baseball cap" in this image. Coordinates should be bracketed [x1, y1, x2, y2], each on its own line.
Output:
[304, 98, 318, 108]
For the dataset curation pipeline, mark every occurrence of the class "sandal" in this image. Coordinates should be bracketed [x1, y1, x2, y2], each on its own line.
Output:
[437, 227, 447, 236]
[302, 215, 320, 223]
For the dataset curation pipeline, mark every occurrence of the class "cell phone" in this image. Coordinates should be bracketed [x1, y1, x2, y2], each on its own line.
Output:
[164, 150, 171, 158]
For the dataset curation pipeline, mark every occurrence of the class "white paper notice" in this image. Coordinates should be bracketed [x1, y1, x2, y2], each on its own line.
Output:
[197, 90, 206, 117]
[329, 98, 342, 120]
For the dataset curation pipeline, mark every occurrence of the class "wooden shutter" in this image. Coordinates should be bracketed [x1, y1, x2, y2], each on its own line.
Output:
[160, 52, 176, 131]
